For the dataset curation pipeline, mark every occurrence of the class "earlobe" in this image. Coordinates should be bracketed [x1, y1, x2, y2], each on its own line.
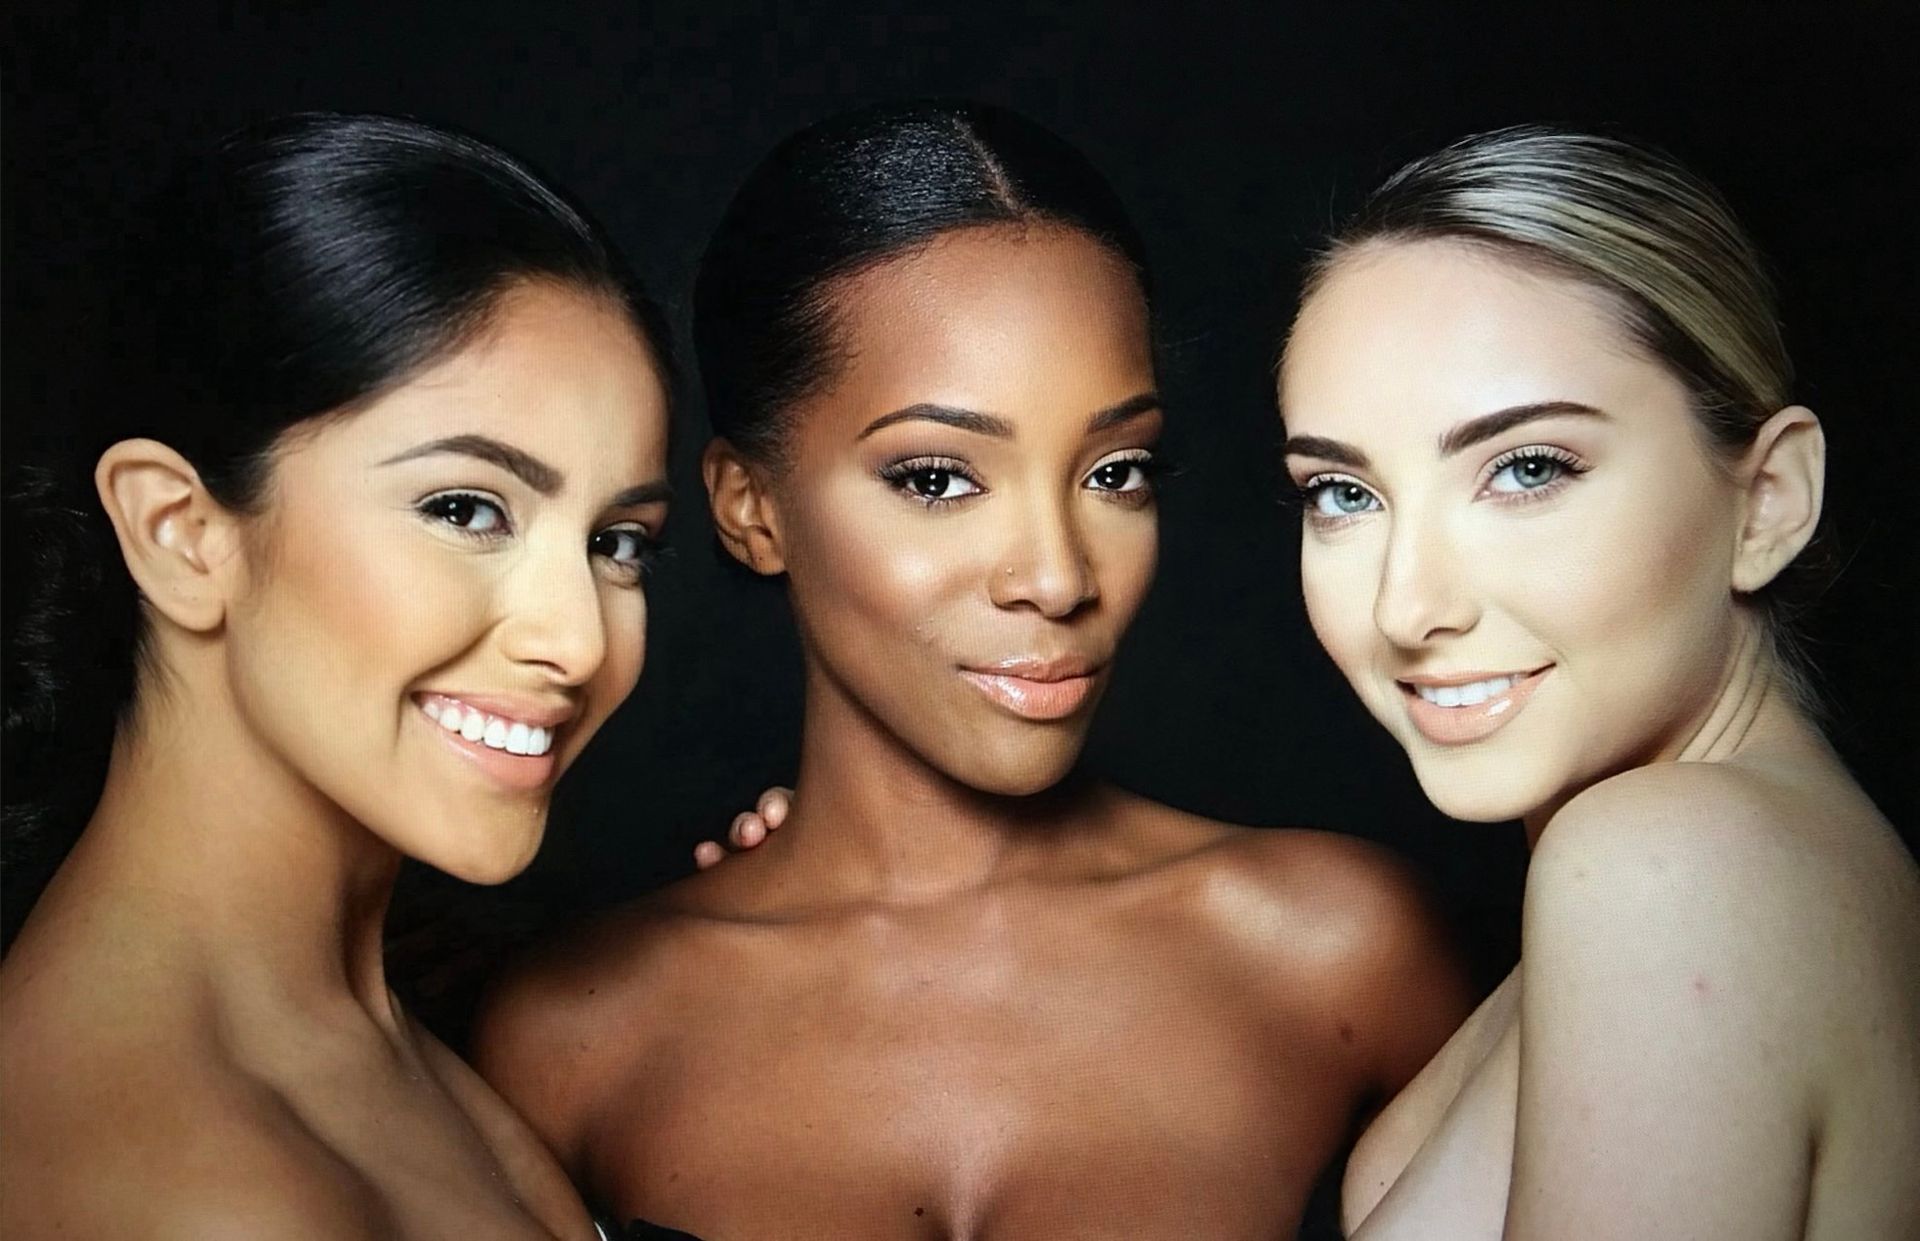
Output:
[700, 439, 787, 576]
[1731, 406, 1824, 594]
[95, 438, 241, 633]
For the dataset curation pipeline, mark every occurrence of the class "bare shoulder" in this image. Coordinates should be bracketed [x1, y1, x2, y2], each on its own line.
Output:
[1523, 759, 1918, 1068]
[467, 880, 735, 1158]
[1530, 758, 1913, 944]
[0, 1037, 388, 1239]
[1106, 791, 1466, 1012]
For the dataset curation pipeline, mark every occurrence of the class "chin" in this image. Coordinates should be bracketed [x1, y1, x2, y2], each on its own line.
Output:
[1407, 752, 1551, 824]
[415, 819, 547, 886]
[952, 734, 1083, 798]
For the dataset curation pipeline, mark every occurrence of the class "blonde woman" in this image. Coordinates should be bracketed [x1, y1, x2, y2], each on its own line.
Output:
[1277, 127, 1918, 1239]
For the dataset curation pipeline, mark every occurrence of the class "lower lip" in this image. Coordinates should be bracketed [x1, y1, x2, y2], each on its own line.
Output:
[1401, 668, 1552, 746]
[959, 670, 1098, 721]
[416, 705, 559, 792]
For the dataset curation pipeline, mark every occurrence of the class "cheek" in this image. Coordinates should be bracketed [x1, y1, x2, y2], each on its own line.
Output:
[1503, 480, 1736, 670]
[1299, 537, 1380, 680]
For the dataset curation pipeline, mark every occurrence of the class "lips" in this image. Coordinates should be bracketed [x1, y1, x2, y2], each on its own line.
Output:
[959, 656, 1103, 722]
[412, 691, 574, 791]
[1396, 665, 1553, 746]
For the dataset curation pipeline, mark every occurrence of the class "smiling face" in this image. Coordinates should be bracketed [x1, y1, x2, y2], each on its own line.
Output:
[756, 223, 1161, 795]
[221, 282, 671, 882]
[1280, 240, 1753, 823]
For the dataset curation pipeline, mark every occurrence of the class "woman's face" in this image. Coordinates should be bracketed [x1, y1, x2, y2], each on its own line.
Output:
[770, 224, 1161, 795]
[1280, 240, 1748, 823]
[223, 283, 671, 882]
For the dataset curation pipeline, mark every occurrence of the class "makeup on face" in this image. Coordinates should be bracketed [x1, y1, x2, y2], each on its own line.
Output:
[223, 285, 672, 881]
[768, 224, 1162, 794]
[1280, 240, 1750, 822]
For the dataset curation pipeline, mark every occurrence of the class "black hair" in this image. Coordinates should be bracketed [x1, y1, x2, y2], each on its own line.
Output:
[2, 112, 669, 940]
[693, 99, 1149, 466]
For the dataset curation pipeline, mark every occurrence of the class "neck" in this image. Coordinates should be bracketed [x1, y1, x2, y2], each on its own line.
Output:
[52, 667, 406, 1034]
[768, 659, 1091, 905]
[1521, 617, 1804, 848]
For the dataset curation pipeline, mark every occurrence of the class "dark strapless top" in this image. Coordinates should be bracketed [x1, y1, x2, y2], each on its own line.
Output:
[595, 1214, 705, 1240]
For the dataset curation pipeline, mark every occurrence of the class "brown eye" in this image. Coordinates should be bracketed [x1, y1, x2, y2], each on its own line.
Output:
[419, 492, 507, 534]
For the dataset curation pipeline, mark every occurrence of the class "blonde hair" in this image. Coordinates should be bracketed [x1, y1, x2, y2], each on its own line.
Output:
[1299, 125, 1824, 700]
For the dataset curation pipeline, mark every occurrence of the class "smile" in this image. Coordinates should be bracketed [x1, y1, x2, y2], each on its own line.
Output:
[414, 693, 563, 757]
[1396, 666, 1553, 746]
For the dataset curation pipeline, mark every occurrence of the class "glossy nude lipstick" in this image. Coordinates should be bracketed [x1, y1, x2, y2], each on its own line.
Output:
[1398, 666, 1552, 746]
[959, 657, 1100, 722]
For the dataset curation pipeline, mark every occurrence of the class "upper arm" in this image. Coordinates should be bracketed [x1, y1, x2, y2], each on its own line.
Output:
[1230, 832, 1472, 1099]
[469, 946, 618, 1172]
[1322, 840, 1476, 1100]
[1505, 776, 1820, 1240]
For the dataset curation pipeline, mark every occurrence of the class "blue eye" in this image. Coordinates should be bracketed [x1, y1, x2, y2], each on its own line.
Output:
[1484, 447, 1586, 497]
[1488, 454, 1565, 493]
[419, 491, 508, 536]
[1307, 478, 1380, 518]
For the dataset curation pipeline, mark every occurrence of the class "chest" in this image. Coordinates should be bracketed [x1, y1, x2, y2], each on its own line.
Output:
[1344, 976, 1519, 1241]
[600, 937, 1357, 1238]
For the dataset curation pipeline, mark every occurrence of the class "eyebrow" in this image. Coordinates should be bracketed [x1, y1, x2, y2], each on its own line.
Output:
[1281, 400, 1609, 469]
[856, 391, 1162, 441]
[379, 433, 671, 508]
[379, 434, 564, 494]
[1437, 401, 1607, 456]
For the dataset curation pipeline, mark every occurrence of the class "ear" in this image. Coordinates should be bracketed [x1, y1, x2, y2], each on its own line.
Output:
[701, 438, 787, 576]
[94, 438, 244, 633]
[1730, 406, 1824, 594]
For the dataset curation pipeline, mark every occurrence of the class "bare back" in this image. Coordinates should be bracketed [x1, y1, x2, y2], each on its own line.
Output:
[1344, 723, 1920, 1240]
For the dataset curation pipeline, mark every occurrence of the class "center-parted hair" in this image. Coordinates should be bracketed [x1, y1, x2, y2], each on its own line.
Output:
[693, 99, 1150, 467]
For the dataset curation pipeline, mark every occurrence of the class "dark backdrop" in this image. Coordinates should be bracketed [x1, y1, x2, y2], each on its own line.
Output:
[6, 0, 1915, 1055]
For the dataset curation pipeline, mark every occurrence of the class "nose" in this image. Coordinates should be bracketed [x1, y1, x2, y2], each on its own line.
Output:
[987, 492, 1099, 618]
[1372, 512, 1478, 649]
[497, 541, 611, 685]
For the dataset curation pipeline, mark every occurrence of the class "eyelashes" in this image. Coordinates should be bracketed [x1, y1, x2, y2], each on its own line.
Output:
[413, 489, 663, 582]
[875, 450, 1172, 511]
[1291, 445, 1591, 528]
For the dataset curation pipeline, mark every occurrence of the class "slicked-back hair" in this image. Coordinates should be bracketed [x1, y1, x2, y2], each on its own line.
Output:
[693, 99, 1149, 468]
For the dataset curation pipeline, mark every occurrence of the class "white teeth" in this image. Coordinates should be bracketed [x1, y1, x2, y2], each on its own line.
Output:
[419, 696, 559, 756]
[1417, 675, 1517, 708]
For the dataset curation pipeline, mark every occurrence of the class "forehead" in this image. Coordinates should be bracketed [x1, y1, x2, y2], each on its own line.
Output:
[1281, 240, 1676, 440]
[803, 223, 1152, 426]
[320, 283, 669, 468]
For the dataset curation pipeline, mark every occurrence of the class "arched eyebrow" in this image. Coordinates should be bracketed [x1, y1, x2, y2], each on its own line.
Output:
[379, 434, 562, 494]
[858, 391, 1161, 441]
[1437, 401, 1607, 456]
[379, 434, 670, 508]
[1282, 401, 1608, 469]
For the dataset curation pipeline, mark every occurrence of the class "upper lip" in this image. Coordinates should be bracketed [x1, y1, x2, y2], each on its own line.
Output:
[415, 691, 577, 729]
[962, 655, 1103, 682]
[1396, 665, 1551, 689]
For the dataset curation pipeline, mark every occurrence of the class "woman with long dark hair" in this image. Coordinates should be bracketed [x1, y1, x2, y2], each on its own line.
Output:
[474, 100, 1470, 1239]
[0, 113, 674, 1238]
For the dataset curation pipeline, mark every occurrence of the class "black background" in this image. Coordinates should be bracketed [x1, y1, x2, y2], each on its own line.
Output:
[5, 3, 1915, 1049]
